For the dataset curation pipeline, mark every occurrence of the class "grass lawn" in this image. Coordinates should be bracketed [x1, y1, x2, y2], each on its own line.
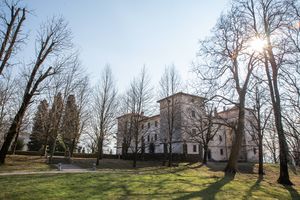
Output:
[0, 155, 52, 173]
[0, 158, 300, 199]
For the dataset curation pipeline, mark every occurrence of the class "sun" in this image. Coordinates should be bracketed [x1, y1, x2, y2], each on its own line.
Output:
[249, 37, 267, 53]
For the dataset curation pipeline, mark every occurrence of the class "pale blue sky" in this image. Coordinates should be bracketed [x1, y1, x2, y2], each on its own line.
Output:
[24, 0, 229, 92]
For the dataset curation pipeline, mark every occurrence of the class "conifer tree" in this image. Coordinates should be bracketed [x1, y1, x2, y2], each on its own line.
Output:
[61, 94, 80, 157]
[48, 92, 64, 162]
[27, 100, 49, 151]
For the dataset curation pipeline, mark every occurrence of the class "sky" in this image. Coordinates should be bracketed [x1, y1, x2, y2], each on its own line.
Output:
[23, 0, 229, 93]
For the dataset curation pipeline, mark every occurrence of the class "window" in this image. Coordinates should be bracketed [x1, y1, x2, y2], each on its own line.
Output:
[192, 129, 196, 135]
[220, 149, 223, 155]
[154, 134, 157, 141]
[191, 98, 194, 103]
[193, 145, 197, 152]
[219, 135, 222, 142]
[192, 110, 196, 117]
[142, 124, 144, 129]
[253, 147, 257, 155]
[155, 121, 158, 127]
[148, 122, 150, 128]
[147, 135, 150, 142]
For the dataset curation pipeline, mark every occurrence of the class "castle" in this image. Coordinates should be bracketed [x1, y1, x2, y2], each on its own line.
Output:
[116, 92, 258, 162]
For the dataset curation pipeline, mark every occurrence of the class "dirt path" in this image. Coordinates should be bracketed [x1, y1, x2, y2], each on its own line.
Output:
[58, 163, 91, 172]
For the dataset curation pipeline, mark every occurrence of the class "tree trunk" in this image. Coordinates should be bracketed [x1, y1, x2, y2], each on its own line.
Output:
[258, 134, 264, 175]
[49, 137, 57, 164]
[199, 143, 203, 163]
[168, 142, 173, 167]
[276, 113, 292, 185]
[203, 145, 208, 165]
[42, 134, 49, 157]
[1, 121, 20, 160]
[273, 151, 277, 164]
[70, 138, 76, 158]
[0, 98, 28, 164]
[264, 50, 292, 185]
[96, 138, 103, 166]
[224, 95, 246, 175]
[133, 139, 138, 168]
[11, 129, 20, 154]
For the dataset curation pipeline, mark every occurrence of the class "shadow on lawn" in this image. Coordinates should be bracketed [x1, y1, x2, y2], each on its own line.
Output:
[175, 175, 234, 200]
[72, 158, 165, 170]
[245, 175, 263, 200]
[206, 162, 256, 174]
[285, 185, 300, 200]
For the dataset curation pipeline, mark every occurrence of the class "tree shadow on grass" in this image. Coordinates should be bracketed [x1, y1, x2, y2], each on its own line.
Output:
[175, 175, 234, 200]
[285, 185, 300, 200]
[245, 175, 263, 200]
[205, 162, 256, 174]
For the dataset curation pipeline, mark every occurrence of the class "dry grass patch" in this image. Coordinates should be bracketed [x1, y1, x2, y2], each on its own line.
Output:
[0, 155, 52, 173]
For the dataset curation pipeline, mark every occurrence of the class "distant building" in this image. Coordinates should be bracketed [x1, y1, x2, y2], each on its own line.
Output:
[116, 92, 258, 162]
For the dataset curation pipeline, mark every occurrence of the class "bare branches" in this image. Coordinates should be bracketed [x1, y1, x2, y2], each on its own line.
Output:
[182, 102, 221, 164]
[195, 2, 259, 174]
[159, 65, 182, 167]
[0, 0, 26, 75]
[0, 16, 73, 164]
[159, 65, 182, 99]
[91, 65, 117, 165]
[119, 66, 152, 167]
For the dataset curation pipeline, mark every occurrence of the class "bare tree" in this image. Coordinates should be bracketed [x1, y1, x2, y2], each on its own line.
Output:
[280, 2, 300, 167]
[0, 0, 26, 75]
[247, 82, 272, 175]
[264, 120, 279, 164]
[238, 0, 295, 185]
[0, 72, 17, 145]
[117, 95, 134, 156]
[183, 102, 220, 164]
[159, 65, 181, 167]
[44, 54, 90, 158]
[0, 17, 73, 164]
[48, 92, 64, 163]
[91, 65, 117, 166]
[284, 117, 300, 167]
[61, 94, 80, 157]
[74, 75, 90, 154]
[126, 66, 152, 168]
[196, 6, 257, 175]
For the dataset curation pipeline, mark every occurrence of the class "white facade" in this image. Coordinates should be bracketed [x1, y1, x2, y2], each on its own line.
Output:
[116, 92, 258, 162]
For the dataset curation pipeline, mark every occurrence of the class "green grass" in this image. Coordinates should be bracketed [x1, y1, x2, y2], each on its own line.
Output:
[0, 155, 52, 173]
[0, 160, 299, 200]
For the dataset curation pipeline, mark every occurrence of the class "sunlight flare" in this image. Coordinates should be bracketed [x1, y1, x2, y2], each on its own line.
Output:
[249, 37, 267, 53]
